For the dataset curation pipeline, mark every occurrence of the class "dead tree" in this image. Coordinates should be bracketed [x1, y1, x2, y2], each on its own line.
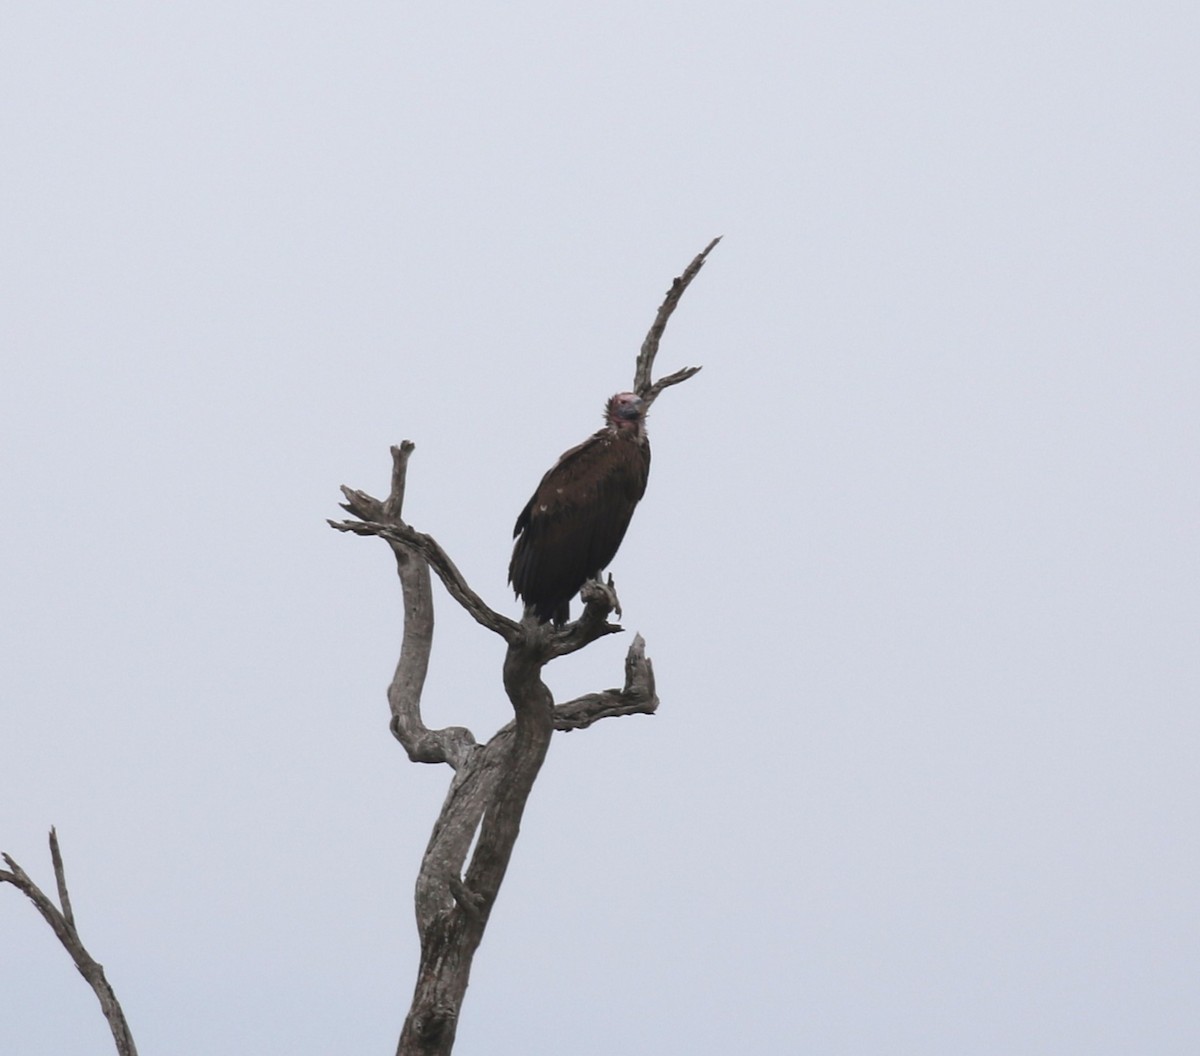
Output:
[1, 829, 139, 1056]
[328, 237, 719, 1056]
[1, 238, 718, 1056]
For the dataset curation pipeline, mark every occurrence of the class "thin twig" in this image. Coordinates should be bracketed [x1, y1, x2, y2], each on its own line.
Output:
[329, 515, 521, 643]
[385, 441, 415, 521]
[644, 364, 704, 406]
[49, 826, 75, 931]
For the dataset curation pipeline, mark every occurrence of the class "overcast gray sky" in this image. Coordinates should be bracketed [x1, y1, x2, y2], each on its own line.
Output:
[3, 3, 1198, 1054]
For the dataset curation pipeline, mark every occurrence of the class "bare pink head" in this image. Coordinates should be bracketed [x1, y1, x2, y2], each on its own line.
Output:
[604, 392, 645, 431]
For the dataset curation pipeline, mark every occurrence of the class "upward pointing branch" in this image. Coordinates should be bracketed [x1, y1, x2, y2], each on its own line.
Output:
[1, 830, 138, 1056]
[332, 239, 717, 1054]
[634, 235, 721, 408]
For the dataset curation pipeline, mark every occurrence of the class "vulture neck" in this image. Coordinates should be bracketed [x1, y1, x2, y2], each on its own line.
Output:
[606, 419, 647, 444]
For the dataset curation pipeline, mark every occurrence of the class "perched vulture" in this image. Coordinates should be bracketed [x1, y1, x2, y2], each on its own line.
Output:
[509, 392, 651, 623]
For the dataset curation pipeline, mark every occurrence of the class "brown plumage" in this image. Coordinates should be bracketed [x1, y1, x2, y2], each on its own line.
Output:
[509, 392, 651, 623]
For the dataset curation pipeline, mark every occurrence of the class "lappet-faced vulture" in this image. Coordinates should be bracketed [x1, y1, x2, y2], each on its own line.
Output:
[509, 392, 651, 623]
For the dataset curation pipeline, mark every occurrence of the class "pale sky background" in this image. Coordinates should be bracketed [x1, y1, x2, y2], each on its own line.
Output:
[3, 3, 1198, 1054]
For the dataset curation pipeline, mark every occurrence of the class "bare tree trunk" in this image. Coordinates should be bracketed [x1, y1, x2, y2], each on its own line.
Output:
[332, 239, 717, 1054]
[396, 646, 555, 1055]
[2, 238, 718, 1056]
[336, 468, 659, 1055]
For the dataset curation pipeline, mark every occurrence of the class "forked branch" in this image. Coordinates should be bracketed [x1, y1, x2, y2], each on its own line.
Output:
[634, 235, 720, 408]
[330, 509, 521, 645]
[3, 240, 718, 1056]
[1, 829, 138, 1056]
[328, 237, 719, 1056]
[332, 444, 482, 769]
[553, 633, 658, 730]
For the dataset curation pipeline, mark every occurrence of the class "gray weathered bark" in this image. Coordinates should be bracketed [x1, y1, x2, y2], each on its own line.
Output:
[328, 238, 718, 1055]
[1, 238, 717, 1056]
[331, 447, 660, 1056]
[1, 830, 139, 1056]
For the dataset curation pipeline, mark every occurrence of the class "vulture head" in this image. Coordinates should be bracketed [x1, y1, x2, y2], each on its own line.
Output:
[605, 391, 645, 432]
